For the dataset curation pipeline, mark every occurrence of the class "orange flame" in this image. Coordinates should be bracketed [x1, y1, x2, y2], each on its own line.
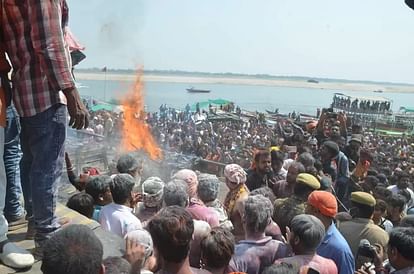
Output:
[121, 70, 162, 159]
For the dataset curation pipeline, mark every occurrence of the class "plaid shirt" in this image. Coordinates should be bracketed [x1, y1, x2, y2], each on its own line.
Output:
[1, 0, 73, 117]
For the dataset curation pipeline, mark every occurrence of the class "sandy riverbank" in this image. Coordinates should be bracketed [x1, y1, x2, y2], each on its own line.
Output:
[75, 72, 414, 94]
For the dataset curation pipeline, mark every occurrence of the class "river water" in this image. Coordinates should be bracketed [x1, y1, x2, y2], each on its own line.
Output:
[78, 79, 414, 115]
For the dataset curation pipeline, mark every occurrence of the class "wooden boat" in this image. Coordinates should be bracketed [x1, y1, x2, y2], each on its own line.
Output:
[265, 110, 289, 118]
[187, 87, 211, 93]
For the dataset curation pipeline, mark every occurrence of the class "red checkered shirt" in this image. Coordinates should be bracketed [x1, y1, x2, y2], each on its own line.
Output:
[1, 0, 73, 117]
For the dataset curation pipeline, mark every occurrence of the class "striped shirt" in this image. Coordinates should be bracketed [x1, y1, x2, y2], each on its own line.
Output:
[1, 0, 73, 117]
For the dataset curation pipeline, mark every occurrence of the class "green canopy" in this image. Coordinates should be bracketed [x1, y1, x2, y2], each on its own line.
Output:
[191, 98, 232, 111]
[209, 98, 231, 105]
[90, 103, 114, 112]
[400, 107, 414, 113]
[374, 129, 411, 136]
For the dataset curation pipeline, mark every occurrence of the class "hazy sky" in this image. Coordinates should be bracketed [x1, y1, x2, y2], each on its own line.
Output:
[68, 0, 414, 83]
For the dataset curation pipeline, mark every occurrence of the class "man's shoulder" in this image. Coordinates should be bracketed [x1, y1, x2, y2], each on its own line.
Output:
[337, 219, 359, 232]
[329, 226, 351, 243]
[312, 254, 338, 270]
[387, 185, 397, 191]
[273, 197, 288, 208]
[366, 222, 389, 238]
[190, 268, 211, 274]
[246, 170, 260, 180]
[274, 180, 287, 187]
[235, 237, 285, 256]
[324, 231, 353, 257]
[100, 203, 114, 213]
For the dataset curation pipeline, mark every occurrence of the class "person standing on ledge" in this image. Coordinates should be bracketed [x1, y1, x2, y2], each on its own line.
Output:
[0, 43, 35, 268]
[1, 0, 89, 255]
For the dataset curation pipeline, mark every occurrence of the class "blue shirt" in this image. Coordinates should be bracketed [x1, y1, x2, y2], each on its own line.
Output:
[317, 222, 355, 274]
[92, 205, 102, 222]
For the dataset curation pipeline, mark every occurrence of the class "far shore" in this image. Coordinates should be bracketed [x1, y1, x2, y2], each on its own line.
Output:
[75, 72, 414, 94]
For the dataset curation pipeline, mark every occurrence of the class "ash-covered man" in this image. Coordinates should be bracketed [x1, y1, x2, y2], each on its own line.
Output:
[1, 0, 89, 254]
[246, 150, 276, 191]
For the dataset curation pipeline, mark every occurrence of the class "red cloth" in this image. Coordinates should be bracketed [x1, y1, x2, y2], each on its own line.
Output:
[86, 167, 100, 176]
[65, 27, 85, 52]
[1, 0, 74, 117]
[187, 200, 219, 228]
[0, 47, 11, 73]
[307, 191, 338, 218]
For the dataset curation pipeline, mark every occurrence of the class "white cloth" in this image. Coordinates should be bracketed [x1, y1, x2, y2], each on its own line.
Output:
[0, 128, 7, 242]
[95, 124, 104, 135]
[282, 159, 295, 171]
[277, 168, 288, 180]
[0, 242, 34, 269]
[100, 203, 142, 238]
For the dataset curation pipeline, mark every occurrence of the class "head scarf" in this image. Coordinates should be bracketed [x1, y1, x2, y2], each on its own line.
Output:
[224, 164, 247, 184]
[125, 229, 153, 260]
[172, 169, 198, 199]
[142, 177, 164, 208]
[308, 191, 338, 218]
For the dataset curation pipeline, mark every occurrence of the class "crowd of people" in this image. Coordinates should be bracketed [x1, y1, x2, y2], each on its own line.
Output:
[1, 1, 414, 274]
[60, 134, 414, 274]
[61, 97, 414, 274]
[332, 95, 391, 114]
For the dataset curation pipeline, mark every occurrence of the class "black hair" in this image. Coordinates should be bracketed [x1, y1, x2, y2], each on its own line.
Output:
[262, 263, 299, 274]
[110, 174, 135, 205]
[116, 153, 140, 175]
[293, 182, 315, 198]
[85, 175, 112, 203]
[297, 146, 312, 155]
[103, 257, 131, 274]
[200, 227, 235, 269]
[388, 227, 414, 261]
[367, 169, 378, 177]
[375, 199, 387, 213]
[66, 193, 94, 219]
[290, 214, 325, 252]
[254, 150, 271, 163]
[376, 173, 388, 186]
[250, 187, 277, 204]
[297, 152, 315, 168]
[351, 201, 374, 219]
[387, 194, 407, 212]
[373, 186, 392, 201]
[148, 206, 194, 263]
[398, 189, 411, 206]
[41, 224, 103, 274]
[314, 160, 323, 173]
[400, 215, 414, 228]
[399, 172, 410, 179]
[364, 176, 379, 188]
[271, 150, 284, 165]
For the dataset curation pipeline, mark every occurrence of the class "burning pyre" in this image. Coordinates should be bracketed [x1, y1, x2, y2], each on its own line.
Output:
[121, 70, 162, 160]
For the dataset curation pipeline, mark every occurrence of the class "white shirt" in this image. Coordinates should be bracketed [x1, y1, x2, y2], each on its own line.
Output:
[100, 203, 142, 238]
[283, 159, 295, 171]
[95, 124, 104, 135]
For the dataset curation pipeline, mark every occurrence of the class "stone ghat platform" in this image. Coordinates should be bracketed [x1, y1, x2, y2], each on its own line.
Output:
[0, 203, 124, 274]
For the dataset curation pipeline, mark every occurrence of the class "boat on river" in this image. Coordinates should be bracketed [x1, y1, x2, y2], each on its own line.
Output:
[187, 87, 211, 93]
